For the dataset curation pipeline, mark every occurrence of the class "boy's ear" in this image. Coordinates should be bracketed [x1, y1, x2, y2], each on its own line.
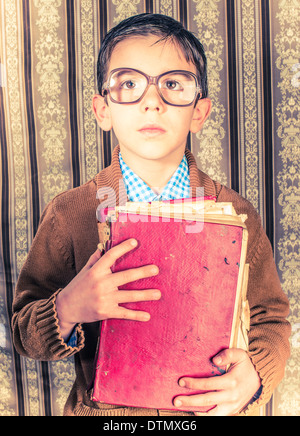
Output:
[189, 98, 212, 134]
[92, 95, 113, 131]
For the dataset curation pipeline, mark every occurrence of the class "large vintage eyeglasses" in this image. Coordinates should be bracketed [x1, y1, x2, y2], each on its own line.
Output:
[102, 68, 202, 107]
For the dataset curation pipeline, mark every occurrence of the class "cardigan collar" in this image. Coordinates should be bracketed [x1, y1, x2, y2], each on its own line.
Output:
[95, 145, 218, 207]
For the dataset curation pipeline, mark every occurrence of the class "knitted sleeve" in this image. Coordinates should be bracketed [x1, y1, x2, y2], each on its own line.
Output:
[245, 226, 291, 413]
[11, 198, 85, 361]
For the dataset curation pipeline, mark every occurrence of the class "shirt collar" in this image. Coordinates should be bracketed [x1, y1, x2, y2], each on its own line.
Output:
[119, 152, 191, 202]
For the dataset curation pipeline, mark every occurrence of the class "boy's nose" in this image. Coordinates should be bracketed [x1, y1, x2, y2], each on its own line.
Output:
[140, 83, 164, 112]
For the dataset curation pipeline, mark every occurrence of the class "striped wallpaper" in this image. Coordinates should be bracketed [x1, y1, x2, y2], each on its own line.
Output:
[0, 0, 299, 416]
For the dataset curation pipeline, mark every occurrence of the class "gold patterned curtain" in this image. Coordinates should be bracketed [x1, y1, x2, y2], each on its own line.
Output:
[0, 0, 299, 416]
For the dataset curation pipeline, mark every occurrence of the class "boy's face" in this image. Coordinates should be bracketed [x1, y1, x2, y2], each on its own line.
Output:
[93, 35, 211, 167]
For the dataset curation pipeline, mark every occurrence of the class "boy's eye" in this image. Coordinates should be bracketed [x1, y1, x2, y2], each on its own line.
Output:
[121, 80, 137, 89]
[162, 79, 183, 91]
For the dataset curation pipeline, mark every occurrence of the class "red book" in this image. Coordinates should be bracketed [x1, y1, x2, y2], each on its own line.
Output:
[92, 199, 249, 412]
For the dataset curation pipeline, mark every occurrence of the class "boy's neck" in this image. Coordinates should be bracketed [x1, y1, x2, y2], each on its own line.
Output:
[120, 147, 186, 193]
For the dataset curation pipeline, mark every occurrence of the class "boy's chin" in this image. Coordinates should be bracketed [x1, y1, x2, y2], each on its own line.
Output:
[121, 142, 185, 162]
[133, 150, 180, 162]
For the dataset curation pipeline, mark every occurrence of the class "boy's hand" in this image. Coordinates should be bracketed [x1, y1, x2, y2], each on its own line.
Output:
[56, 238, 161, 340]
[174, 348, 261, 416]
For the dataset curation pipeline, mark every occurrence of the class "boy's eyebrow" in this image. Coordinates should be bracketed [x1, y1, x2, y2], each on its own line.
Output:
[107, 67, 195, 74]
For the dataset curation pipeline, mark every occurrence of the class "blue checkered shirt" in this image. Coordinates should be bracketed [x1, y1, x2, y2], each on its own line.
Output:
[119, 152, 191, 201]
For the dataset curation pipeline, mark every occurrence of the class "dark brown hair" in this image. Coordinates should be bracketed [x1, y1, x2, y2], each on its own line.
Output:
[97, 13, 208, 99]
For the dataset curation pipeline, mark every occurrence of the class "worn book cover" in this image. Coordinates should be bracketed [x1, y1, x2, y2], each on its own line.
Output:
[92, 198, 249, 412]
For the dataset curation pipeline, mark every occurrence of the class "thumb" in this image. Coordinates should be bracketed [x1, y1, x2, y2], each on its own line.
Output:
[83, 245, 103, 270]
[213, 348, 247, 367]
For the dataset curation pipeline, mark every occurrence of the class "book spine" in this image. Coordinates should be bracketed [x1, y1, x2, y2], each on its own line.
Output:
[91, 320, 109, 402]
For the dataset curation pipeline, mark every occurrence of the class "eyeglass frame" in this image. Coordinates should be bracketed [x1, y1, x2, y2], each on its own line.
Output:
[101, 68, 203, 107]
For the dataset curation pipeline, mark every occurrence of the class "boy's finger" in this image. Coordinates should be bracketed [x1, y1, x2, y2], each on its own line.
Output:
[178, 372, 231, 392]
[173, 390, 225, 410]
[98, 238, 138, 270]
[213, 348, 247, 367]
[83, 247, 103, 270]
[112, 264, 159, 287]
[117, 289, 161, 304]
[116, 306, 151, 322]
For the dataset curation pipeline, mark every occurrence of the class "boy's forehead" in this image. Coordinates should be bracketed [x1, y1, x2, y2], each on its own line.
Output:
[108, 35, 196, 75]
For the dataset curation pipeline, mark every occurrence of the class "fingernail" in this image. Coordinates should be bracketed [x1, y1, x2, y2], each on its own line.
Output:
[214, 356, 222, 365]
[143, 313, 151, 321]
[179, 379, 186, 387]
[174, 399, 182, 408]
[151, 266, 159, 274]
[130, 239, 138, 246]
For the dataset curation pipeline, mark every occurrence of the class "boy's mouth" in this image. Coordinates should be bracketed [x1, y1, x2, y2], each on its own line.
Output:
[138, 124, 166, 137]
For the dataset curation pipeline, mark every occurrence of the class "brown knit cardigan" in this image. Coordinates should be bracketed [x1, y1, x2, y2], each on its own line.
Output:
[12, 146, 291, 416]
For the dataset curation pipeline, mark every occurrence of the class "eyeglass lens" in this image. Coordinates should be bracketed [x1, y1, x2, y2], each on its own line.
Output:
[108, 69, 198, 106]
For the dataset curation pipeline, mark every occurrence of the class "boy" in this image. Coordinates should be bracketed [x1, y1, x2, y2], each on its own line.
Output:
[12, 13, 290, 416]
